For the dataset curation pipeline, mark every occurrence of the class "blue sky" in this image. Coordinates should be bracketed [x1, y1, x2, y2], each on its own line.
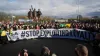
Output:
[0, 0, 100, 18]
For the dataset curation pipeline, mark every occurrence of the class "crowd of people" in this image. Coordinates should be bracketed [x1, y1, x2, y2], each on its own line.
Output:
[18, 46, 54, 56]
[0, 21, 99, 56]
[0, 21, 100, 32]
[0, 20, 100, 43]
[18, 44, 89, 56]
[71, 22, 100, 32]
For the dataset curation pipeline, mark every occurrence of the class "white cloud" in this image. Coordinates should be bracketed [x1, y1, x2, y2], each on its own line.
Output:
[0, 0, 99, 17]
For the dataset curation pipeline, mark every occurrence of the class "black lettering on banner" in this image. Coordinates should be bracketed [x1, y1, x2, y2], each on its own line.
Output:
[60, 30, 62, 36]
[36, 30, 39, 36]
[64, 30, 67, 36]
[29, 31, 33, 37]
[56, 30, 59, 36]
[59, 30, 61, 36]
[52, 30, 57, 36]
[88, 32, 95, 40]
[54, 30, 58, 36]
[21, 31, 25, 37]
[33, 30, 36, 36]
[26, 31, 29, 37]
[45, 30, 51, 36]
[79, 31, 85, 39]
[15, 32, 18, 35]
[74, 30, 78, 37]
[62, 30, 64, 36]
[64, 30, 69, 36]
[73, 30, 77, 37]
[84, 31, 88, 40]
[77, 31, 81, 38]
[67, 30, 70, 36]
[44, 30, 47, 36]
[52, 30, 54, 36]
[72, 30, 74, 37]
[82, 31, 85, 39]
[69, 30, 73, 36]
[62, 30, 65, 36]
[40, 30, 45, 36]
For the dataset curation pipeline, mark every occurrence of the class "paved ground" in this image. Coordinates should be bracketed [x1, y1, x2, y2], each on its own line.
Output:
[0, 38, 96, 56]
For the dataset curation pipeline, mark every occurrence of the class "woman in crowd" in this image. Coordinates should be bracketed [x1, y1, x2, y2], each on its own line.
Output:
[75, 44, 88, 56]
[18, 49, 28, 56]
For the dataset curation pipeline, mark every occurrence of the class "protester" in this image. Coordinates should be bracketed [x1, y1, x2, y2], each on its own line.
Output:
[75, 44, 88, 56]
[18, 49, 28, 56]
[1, 28, 8, 45]
[40, 46, 51, 56]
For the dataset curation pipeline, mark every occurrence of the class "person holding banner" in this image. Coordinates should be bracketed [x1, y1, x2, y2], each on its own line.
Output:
[1, 28, 8, 45]
[36, 24, 40, 30]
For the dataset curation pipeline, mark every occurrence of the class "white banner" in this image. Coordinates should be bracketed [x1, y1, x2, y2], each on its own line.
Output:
[6, 29, 96, 41]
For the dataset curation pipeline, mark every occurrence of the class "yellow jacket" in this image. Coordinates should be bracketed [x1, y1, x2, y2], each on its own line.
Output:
[1, 31, 6, 36]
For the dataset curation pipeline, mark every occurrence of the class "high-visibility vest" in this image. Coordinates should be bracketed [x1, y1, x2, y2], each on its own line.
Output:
[66, 24, 71, 28]
[1, 30, 6, 36]
[10, 29, 13, 35]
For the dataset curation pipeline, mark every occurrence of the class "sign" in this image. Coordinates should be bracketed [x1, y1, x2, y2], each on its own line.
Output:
[6, 29, 96, 41]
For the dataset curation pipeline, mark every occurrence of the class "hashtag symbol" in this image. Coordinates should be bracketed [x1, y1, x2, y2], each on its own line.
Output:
[21, 31, 25, 38]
